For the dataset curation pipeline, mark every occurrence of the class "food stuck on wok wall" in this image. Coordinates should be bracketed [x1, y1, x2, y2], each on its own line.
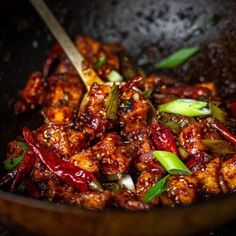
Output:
[1, 35, 236, 210]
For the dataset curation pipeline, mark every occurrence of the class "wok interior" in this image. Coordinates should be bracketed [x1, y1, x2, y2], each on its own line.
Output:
[0, 0, 236, 200]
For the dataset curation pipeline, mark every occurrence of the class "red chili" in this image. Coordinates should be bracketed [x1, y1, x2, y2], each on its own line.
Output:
[162, 85, 210, 99]
[10, 151, 35, 192]
[23, 127, 95, 192]
[43, 44, 63, 77]
[186, 153, 205, 170]
[121, 76, 143, 92]
[151, 118, 178, 156]
[211, 120, 236, 145]
[230, 100, 236, 119]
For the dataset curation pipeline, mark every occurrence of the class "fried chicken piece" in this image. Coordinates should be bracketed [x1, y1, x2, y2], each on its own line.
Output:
[194, 157, 221, 197]
[35, 124, 87, 158]
[70, 149, 99, 174]
[41, 74, 84, 125]
[219, 154, 236, 193]
[42, 106, 75, 125]
[14, 72, 45, 113]
[119, 80, 149, 137]
[76, 84, 115, 139]
[75, 35, 123, 81]
[135, 171, 160, 206]
[77, 191, 112, 210]
[93, 133, 132, 175]
[44, 74, 83, 108]
[113, 190, 150, 210]
[179, 120, 221, 156]
[135, 151, 165, 175]
[160, 175, 199, 207]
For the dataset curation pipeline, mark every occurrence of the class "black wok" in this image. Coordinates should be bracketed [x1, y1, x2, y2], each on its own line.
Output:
[0, 0, 236, 235]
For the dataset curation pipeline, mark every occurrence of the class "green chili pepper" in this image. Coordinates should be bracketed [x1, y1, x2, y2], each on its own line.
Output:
[4, 141, 29, 171]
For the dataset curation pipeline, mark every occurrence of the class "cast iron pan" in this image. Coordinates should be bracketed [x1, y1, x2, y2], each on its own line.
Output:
[0, 0, 236, 235]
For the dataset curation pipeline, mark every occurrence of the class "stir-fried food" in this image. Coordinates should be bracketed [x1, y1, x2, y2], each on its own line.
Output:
[1, 36, 236, 210]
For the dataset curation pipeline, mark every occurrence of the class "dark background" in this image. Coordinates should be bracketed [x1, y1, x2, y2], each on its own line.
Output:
[0, 0, 236, 235]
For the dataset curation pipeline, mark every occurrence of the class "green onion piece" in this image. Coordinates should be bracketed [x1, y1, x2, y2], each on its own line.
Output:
[142, 89, 153, 98]
[103, 183, 122, 193]
[105, 173, 125, 181]
[106, 83, 119, 120]
[155, 47, 199, 69]
[123, 69, 136, 79]
[158, 99, 211, 117]
[95, 55, 107, 68]
[153, 150, 192, 175]
[178, 147, 188, 160]
[202, 139, 236, 154]
[3, 141, 29, 171]
[210, 103, 226, 123]
[165, 120, 181, 134]
[107, 70, 123, 82]
[143, 175, 170, 202]
[138, 67, 146, 77]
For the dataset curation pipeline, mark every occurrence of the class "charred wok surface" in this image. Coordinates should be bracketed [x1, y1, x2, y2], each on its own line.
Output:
[1, 36, 236, 210]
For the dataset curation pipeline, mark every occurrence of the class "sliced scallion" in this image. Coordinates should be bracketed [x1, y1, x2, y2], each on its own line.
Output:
[107, 70, 123, 82]
[202, 139, 236, 154]
[3, 141, 29, 171]
[95, 55, 107, 68]
[105, 173, 125, 181]
[210, 103, 226, 123]
[155, 47, 199, 69]
[106, 83, 119, 120]
[165, 120, 181, 134]
[158, 99, 211, 117]
[142, 89, 153, 98]
[153, 150, 192, 175]
[143, 175, 169, 202]
[178, 147, 188, 160]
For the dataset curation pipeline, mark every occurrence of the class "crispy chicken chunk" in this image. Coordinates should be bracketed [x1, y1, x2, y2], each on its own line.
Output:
[35, 124, 87, 157]
[219, 155, 236, 193]
[93, 133, 132, 175]
[160, 175, 199, 207]
[136, 171, 160, 206]
[194, 157, 221, 197]
[76, 84, 115, 139]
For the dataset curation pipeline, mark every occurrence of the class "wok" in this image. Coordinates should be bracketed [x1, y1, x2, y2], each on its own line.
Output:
[0, 0, 236, 235]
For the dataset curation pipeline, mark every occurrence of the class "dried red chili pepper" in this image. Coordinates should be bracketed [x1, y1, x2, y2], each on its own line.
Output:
[163, 85, 210, 99]
[230, 100, 236, 119]
[43, 44, 63, 77]
[211, 120, 236, 145]
[151, 118, 178, 156]
[10, 151, 35, 192]
[23, 127, 96, 192]
[186, 153, 205, 170]
[121, 76, 143, 92]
